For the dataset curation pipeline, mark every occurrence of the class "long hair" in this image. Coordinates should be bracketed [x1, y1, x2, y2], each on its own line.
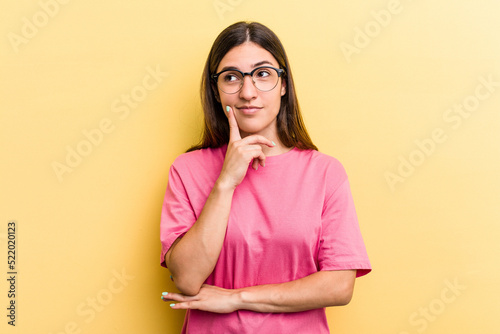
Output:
[187, 21, 317, 152]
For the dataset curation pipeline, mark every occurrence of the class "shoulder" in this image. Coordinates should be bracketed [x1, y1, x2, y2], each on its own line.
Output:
[171, 145, 226, 173]
[292, 148, 349, 192]
[294, 148, 347, 174]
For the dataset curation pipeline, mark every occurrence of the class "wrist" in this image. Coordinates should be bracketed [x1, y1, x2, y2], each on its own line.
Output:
[232, 288, 247, 311]
[214, 176, 237, 192]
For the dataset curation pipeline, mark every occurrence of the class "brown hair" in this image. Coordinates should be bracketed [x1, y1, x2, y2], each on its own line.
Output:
[187, 21, 317, 152]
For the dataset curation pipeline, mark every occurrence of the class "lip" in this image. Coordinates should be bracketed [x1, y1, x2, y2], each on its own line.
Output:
[236, 105, 263, 114]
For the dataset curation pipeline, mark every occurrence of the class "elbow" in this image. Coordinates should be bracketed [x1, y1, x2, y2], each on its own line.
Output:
[328, 279, 355, 307]
[336, 288, 354, 306]
[171, 275, 202, 296]
[177, 284, 201, 297]
[168, 263, 207, 296]
[166, 253, 202, 296]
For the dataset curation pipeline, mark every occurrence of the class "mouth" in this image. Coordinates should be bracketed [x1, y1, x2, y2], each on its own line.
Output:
[236, 105, 263, 114]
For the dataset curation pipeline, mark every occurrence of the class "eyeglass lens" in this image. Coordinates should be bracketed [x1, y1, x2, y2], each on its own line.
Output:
[217, 67, 279, 94]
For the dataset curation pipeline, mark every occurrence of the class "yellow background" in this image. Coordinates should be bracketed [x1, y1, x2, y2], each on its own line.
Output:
[1, 0, 499, 333]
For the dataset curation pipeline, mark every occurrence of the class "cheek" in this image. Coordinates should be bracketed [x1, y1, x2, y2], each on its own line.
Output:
[219, 94, 236, 108]
[268, 92, 282, 111]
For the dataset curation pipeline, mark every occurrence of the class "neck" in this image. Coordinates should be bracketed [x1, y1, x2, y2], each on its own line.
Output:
[239, 123, 291, 156]
[239, 131, 290, 156]
[263, 139, 292, 156]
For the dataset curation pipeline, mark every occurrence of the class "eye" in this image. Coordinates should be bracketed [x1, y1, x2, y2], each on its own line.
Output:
[222, 71, 241, 83]
[255, 68, 271, 78]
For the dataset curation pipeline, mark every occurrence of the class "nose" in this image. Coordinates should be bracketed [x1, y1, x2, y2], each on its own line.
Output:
[238, 74, 258, 100]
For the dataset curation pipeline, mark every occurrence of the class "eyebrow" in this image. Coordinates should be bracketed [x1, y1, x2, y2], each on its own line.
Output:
[219, 60, 275, 72]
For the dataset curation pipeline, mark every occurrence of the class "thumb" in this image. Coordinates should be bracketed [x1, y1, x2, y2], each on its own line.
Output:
[226, 106, 241, 142]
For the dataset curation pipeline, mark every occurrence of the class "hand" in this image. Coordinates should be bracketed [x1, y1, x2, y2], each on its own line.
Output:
[217, 106, 275, 189]
[162, 284, 241, 313]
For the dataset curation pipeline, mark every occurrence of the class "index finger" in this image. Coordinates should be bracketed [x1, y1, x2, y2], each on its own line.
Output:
[226, 106, 241, 142]
[240, 135, 276, 148]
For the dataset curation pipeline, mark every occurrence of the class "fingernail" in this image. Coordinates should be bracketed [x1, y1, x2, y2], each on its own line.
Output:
[226, 106, 230, 112]
[161, 296, 164, 300]
[170, 303, 176, 307]
[162, 292, 168, 296]
[170, 275, 173, 281]
[272, 141, 276, 146]
[254, 165, 258, 171]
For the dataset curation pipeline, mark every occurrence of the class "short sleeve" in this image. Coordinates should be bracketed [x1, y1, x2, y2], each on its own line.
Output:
[317, 178, 371, 278]
[160, 164, 197, 268]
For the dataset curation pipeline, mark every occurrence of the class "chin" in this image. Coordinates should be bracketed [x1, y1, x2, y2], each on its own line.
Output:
[237, 119, 276, 137]
[239, 127, 264, 136]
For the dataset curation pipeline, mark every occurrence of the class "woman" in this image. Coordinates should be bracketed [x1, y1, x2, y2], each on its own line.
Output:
[160, 21, 371, 333]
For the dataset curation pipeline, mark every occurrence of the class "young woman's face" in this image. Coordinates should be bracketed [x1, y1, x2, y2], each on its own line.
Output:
[215, 42, 286, 139]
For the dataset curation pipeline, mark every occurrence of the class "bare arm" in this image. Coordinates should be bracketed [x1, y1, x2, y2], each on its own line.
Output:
[237, 270, 356, 312]
[164, 270, 357, 313]
[165, 106, 275, 296]
[165, 180, 235, 296]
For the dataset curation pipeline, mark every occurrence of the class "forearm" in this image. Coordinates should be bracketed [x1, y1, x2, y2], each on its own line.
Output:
[165, 270, 357, 313]
[167, 180, 235, 295]
[235, 270, 356, 313]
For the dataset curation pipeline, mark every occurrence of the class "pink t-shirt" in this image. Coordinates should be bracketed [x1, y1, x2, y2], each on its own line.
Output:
[160, 145, 371, 333]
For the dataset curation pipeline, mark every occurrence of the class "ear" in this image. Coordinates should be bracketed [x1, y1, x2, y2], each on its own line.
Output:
[280, 78, 286, 96]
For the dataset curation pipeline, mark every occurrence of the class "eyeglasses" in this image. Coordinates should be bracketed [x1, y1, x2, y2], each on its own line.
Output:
[211, 66, 285, 94]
